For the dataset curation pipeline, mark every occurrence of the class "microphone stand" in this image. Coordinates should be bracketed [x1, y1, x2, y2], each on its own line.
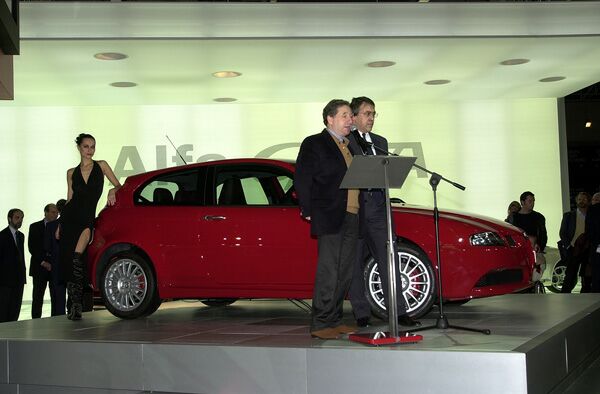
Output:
[357, 132, 490, 335]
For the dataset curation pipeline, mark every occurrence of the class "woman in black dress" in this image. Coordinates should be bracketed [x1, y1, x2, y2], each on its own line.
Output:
[60, 133, 121, 320]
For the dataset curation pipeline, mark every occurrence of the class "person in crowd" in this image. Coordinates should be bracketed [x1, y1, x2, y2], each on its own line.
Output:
[59, 133, 121, 320]
[505, 200, 521, 225]
[295, 99, 359, 339]
[512, 191, 547, 284]
[559, 192, 591, 293]
[42, 199, 67, 316]
[0, 209, 25, 322]
[592, 192, 600, 206]
[513, 191, 548, 252]
[28, 203, 59, 318]
[347, 96, 420, 328]
[587, 192, 600, 292]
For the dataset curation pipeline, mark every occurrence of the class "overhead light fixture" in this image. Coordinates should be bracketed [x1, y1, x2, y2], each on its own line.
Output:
[499, 58, 530, 66]
[366, 61, 396, 68]
[94, 52, 128, 61]
[212, 71, 242, 78]
[213, 97, 237, 102]
[539, 76, 566, 83]
[424, 79, 451, 85]
[585, 121, 592, 128]
[110, 82, 137, 88]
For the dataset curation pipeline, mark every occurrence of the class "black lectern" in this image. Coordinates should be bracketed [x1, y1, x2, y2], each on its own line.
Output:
[340, 155, 423, 345]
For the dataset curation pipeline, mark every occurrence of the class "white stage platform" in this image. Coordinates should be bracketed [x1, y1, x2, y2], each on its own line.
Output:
[1, 294, 600, 394]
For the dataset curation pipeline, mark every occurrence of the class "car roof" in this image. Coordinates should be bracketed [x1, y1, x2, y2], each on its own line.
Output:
[124, 158, 296, 184]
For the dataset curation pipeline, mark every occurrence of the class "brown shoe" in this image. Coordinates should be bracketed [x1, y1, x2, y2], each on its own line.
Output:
[310, 327, 340, 339]
[334, 324, 358, 334]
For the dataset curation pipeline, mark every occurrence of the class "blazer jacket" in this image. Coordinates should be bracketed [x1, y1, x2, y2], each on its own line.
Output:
[28, 219, 46, 277]
[0, 226, 26, 286]
[295, 129, 356, 236]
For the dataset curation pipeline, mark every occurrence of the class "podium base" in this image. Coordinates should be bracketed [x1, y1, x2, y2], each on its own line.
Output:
[349, 331, 423, 346]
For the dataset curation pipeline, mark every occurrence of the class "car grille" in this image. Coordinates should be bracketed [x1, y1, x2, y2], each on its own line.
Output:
[475, 269, 523, 287]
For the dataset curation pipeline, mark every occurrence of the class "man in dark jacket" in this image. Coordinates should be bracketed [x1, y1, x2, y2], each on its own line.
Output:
[28, 203, 59, 318]
[295, 99, 359, 339]
[559, 192, 590, 293]
[347, 96, 420, 328]
[0, 208, 26, 322]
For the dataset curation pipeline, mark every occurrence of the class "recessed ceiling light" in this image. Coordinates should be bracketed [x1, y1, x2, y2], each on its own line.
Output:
[539, 76, 566, 82]
[499, 58, 530, 66]
[424, 79, 451, 85]
[109, 82, 137, 88]
[94, 52, 128, 61]
[213, 97, 237, 102]
[585, 121, 592, 128]
[212, 71, 242, 78]
[366, 61, 396, 68]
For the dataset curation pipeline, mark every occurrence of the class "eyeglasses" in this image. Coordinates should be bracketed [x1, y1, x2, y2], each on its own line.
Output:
[359, 111, 378, 118]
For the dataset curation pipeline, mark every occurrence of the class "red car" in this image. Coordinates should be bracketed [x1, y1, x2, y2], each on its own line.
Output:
[87, 158, 535, 319]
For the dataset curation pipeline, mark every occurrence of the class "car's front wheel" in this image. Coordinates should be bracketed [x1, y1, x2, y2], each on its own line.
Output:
[547, 259, 567, 293]
[101, 252, 159, 319]
[364, 243, 436, 319]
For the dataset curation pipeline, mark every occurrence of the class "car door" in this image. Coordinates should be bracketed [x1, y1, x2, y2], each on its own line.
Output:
[197, 163, 316, 296]
[133, 167, 208, 290]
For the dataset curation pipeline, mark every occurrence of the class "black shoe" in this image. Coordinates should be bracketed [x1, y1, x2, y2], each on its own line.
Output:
[398, 315, 421, 327]
[356, 317, 370, 327]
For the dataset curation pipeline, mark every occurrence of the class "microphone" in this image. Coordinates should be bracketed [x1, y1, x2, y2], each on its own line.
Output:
[350, 126, 373, 154]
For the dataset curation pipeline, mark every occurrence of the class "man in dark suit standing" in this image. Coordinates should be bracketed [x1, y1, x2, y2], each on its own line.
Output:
[347, 96, 420, 328]
[28, 203, 59, 318]
[587, 193, 600, 292]
[559, 192, 591, 293]
[295, 99, 359, 339]
[0, 208, 26, 323]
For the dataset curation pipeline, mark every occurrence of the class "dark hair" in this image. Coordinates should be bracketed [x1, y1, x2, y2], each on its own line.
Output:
[75, 133, 95, 146]
[322, 99, 350, 126]
[56, 199, 67, 213]
[577, 191, 591, 200]
[519, 191, 534, 202]
[7, 208, 23, 220]
[350, 96, 375, 115]
[44, 203, 56, 213]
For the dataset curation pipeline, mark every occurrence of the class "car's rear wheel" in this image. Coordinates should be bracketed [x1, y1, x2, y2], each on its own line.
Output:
[547, 259, 567, 293]
[101, 252, 158, 319]
[365, 243, 436, 319]
[201, 298, 237, 307]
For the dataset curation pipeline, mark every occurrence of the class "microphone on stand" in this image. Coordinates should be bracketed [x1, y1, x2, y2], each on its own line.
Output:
[350, 126, 373, 155]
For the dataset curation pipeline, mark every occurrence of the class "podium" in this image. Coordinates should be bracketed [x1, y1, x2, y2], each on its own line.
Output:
[340, 155, 423, 345]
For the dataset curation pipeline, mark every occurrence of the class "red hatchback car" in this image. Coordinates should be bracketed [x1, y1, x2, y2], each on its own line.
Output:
[87, 158, 535, 319]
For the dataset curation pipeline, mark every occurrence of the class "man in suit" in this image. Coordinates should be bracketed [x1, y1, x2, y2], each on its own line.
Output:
[28, 203, 59, 318]
[43, 199, 67, 316]
[588, 192, 600, 292]
[559, 192, 591, 293]
[0, 208, 26, 322]
[295, 99, 359, 339]
[347, 96, 420, 328]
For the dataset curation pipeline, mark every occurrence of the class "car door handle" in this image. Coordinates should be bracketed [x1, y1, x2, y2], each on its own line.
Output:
[204, 215, 226, 221]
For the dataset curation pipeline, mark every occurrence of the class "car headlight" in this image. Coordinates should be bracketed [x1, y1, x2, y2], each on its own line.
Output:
[470, 232, 506, 246]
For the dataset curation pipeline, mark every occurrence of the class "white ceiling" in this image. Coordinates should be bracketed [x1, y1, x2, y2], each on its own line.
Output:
[6, 1, 600, 106]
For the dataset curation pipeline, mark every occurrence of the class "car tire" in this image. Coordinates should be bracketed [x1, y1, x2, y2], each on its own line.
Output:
[547, 259, 567, 293]
[100, 252, 159, 319]
[201, 298, 237, 307]
[364, 243, 436, 319]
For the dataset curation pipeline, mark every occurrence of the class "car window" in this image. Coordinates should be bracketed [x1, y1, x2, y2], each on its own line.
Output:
[213, 165, 296, 206]
[135, 168, 204, 206]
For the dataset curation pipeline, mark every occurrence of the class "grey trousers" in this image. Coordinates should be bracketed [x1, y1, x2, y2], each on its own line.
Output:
[311, 212, 359, 331]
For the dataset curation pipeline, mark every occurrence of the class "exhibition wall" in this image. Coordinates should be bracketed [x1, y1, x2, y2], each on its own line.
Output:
[0, 98, 562, 300]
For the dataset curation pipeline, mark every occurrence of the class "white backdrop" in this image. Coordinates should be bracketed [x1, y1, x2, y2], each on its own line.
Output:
[0, 97, 563, 302]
